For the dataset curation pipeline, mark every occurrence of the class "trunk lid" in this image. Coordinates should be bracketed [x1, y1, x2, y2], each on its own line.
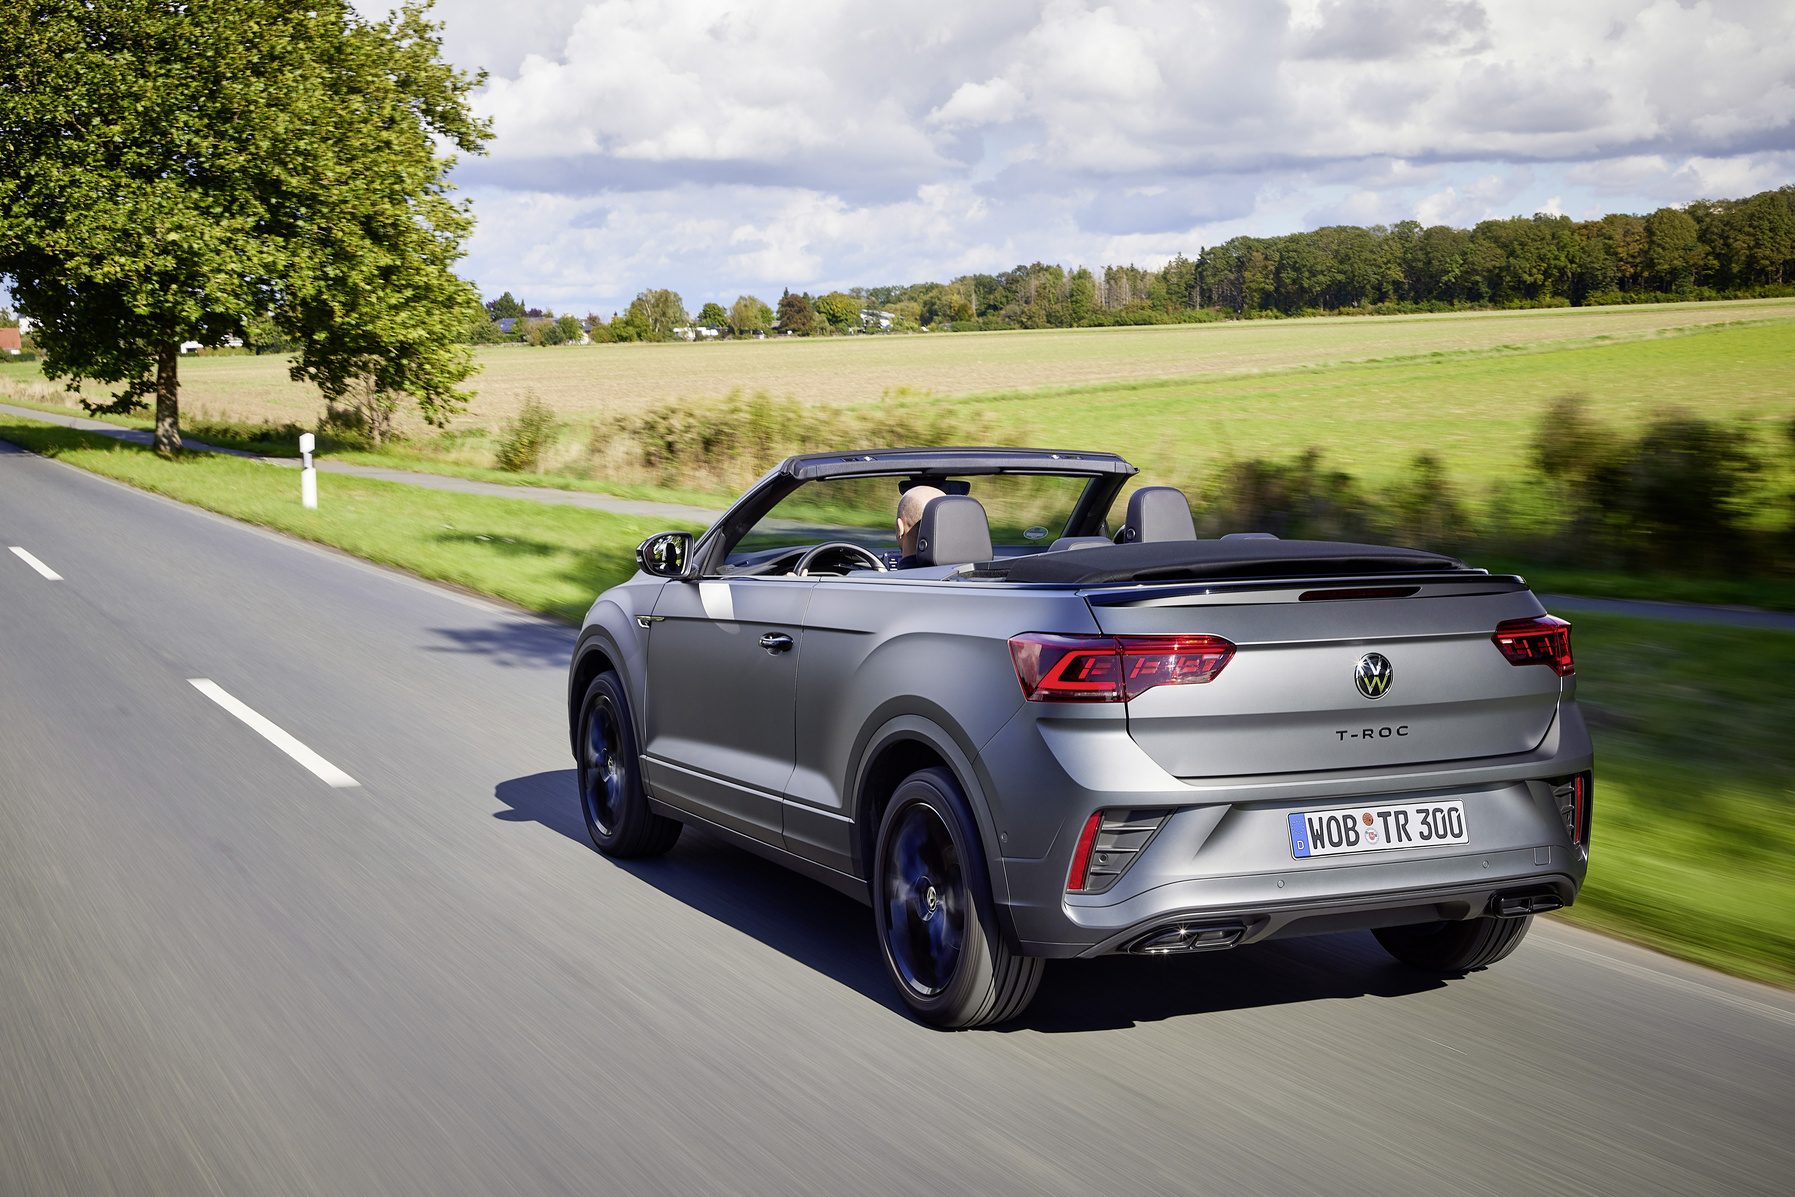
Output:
[1084, 579, 1564, 778]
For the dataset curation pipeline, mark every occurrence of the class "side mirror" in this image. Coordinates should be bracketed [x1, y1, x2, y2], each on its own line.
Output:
[637, 531, 696, 579]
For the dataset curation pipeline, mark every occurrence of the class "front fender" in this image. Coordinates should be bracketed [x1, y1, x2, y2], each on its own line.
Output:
[568, 586, 658, 754]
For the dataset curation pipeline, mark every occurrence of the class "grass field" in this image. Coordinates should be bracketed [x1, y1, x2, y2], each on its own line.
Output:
[1556, 612, 1795, 987]
[6, 299, 1793, 485]
[2, 412, 1790, 987]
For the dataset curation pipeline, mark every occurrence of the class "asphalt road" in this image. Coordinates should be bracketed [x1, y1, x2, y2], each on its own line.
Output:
[3, 442, 1793, 1197]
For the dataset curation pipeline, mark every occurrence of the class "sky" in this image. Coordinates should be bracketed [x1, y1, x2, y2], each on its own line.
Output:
[411, 0, 1795, 316]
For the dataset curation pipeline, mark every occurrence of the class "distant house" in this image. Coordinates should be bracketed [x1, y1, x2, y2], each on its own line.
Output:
[0, 328, 20, 353]
[860, 309, 895, 330]
[177, 336, 242, 354]
[671, 325, 719, 341]
[497, 317, 518, 334]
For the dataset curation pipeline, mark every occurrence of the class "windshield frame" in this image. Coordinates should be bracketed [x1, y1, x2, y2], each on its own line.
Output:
[693, 458, 1135, 578]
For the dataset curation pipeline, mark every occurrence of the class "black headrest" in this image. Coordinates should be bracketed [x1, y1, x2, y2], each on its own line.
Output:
[1120, 486, 1196, 543]
[914, 496, 993, 566]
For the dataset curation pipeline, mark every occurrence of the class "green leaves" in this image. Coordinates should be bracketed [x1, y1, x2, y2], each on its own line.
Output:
[0, 1, 488, 427]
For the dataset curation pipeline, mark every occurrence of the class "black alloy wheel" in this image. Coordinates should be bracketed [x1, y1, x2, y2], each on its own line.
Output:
[882, 800, 968, 996]
[872, 767, 1042, 1028]
[576, 671, 681, 858]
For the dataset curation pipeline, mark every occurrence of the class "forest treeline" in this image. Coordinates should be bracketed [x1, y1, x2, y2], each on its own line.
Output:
[877, 185, 1795, 329]
[469, 186, 1795, 341]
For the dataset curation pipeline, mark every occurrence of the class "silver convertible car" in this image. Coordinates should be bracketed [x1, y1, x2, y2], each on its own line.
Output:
[567, 448, 1592, 1027]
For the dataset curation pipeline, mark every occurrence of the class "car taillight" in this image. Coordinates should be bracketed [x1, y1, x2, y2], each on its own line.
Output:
[1493, 615, 1574, 676]
[1066, 812, 1102, 891]
[1009, 633, 1235, 702]
[1009, 634, 1123, 702]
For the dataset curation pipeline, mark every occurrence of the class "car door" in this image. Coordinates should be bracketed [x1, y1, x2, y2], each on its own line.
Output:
[640, 576, 814, 845]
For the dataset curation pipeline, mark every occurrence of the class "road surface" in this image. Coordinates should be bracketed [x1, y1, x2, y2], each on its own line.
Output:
[3, 441, 1791, 1197]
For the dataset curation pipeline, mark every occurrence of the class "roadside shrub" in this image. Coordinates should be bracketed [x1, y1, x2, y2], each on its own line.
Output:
[1533, 394, 1770, 574]
[317, 402, 375, 451]
[585, 389, 1019, 493]
[1186, 450, 1376, 542]
[495, 394, 557, 472]
[183, 408, 307, 451]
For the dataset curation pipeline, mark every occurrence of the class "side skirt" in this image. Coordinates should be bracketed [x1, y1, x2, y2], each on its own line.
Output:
[646, 796, 873, 906]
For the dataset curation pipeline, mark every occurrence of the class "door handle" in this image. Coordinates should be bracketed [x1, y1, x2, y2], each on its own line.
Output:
[758, 632, 794, 654]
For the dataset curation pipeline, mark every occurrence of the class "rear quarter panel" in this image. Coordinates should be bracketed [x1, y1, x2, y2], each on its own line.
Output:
[789, 580, 1099, 872]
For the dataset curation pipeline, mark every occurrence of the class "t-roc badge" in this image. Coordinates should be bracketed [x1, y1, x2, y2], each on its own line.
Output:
[1355, 652, 1394, 699]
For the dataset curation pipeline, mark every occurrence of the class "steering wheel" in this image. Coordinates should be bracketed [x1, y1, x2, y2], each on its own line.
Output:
[794, 541, 889, 577]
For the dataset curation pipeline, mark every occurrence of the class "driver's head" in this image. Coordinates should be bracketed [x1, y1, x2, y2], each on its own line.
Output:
[895, 485, 946, 556]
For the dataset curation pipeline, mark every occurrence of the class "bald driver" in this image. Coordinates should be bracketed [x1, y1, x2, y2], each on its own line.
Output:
[890, 484, 946, 569]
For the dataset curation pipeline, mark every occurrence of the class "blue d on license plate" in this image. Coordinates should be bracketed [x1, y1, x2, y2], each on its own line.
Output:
[1289, 800, 1468, 859]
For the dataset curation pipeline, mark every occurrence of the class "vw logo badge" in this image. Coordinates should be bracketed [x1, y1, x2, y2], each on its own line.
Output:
[1354, 653, 1394, 700]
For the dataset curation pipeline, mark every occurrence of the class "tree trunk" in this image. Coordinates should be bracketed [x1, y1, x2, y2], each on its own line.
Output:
[153, 342, 181, 457]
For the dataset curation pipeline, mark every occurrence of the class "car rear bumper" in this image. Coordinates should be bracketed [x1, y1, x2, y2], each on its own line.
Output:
[984, 704, 1593, 958]
[1018, 854, 1581, 958]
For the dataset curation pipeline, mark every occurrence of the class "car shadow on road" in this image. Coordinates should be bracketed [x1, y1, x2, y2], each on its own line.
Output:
[494, 770, 1447, 1032]
[493, 770, 902, 1016]
[424, 621, 577, 670]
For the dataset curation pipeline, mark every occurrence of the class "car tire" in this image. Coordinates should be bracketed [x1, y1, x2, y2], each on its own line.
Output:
[576, 671, 682, 858]
[1373, 913, 1533, 973]
[872, 767, 1043, 1028]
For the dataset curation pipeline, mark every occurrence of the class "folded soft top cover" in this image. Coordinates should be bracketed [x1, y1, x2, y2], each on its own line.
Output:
[1000, 539, 1468, 585]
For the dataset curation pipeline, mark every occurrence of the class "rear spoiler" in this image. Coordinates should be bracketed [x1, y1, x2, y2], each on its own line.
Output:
[993, 539, 1469, 585]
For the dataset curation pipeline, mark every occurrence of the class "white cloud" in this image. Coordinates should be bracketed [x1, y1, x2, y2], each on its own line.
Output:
[425, 0, 1795, 309]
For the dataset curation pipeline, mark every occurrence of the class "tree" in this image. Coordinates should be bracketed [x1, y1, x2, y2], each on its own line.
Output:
[777, 290, 816, 335]
[815, 291, 860, 328]
[696, 302, 728, 329]
[728, 295, 772, 336]
[487, 291, 525, 320]
[556, 314, 583, 343]
[634, 289, 687, 339]
[0, 1, 489, 455]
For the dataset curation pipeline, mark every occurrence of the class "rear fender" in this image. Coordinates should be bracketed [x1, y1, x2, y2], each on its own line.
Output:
[851, 713, 1019, 947]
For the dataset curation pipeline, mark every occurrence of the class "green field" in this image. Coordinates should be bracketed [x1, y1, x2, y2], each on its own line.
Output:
[1558, 612, 1795, 987]
[973, 315, 1795, 491]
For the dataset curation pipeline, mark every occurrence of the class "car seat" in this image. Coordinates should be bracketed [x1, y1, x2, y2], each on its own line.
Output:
[1118, 486, 1197, 543]
[914, 496, 993, 566]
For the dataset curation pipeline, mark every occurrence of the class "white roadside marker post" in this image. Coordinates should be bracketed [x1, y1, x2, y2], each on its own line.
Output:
[299, 432, 317, 509]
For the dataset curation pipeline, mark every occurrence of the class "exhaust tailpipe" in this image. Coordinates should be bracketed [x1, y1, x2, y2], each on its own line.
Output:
[1127, 923, 1246, 954]
[1490, 889, 1564, 918]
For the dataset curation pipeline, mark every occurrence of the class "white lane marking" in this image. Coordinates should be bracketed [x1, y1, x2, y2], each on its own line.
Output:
[9, 546, 62, 580]
[188, 679, 360, 788]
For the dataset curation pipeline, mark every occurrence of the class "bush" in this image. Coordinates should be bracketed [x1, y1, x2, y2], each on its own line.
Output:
[585, 389, 1016, 493]
[495, 394, 557, 472]
[1532, 395, 1772, 574]
[1171, 398, 1792, 579]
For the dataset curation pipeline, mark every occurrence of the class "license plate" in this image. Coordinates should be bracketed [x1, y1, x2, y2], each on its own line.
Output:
[1289, 800, 1468, 859]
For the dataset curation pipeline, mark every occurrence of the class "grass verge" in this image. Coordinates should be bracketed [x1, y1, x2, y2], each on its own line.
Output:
[0, 417, 701, 622]
[1553, 611, 1795, 987]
